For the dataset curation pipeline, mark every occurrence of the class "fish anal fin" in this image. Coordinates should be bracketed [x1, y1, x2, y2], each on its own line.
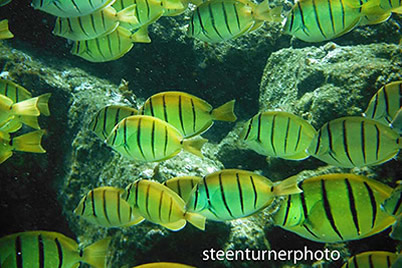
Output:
[160, 219, 187, 231]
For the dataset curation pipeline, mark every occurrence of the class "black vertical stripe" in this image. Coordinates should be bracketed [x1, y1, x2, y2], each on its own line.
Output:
[313, 129, 322, 155]
[257, 114, 262, 142]
[250, 176, 258, 209]
[149, 97, 155, 116]
[193, 185, 199, 210]
[345, 178, 360, 235]
[158, 191, 164, 221]
[371, 93, 379, 118]
[312, 0, 327, 39]
[282, 195, 292, 226]
[342, 120, 354, 166]
[221, 2, 232, 35]
[208, 3, 224, 40]
[163, 126, 168, 156]
[204, 176, 212, 208]
[81, 194, 88, 215]
[15, 235, 22, 268]
[103, 189, 111, 225]
[176, 179, 182, 197]
[114, 107, 121, 127]
[4, 83, 9, 98]
[352, 255, 358, 268]
[327, 0, 335, 33]
[297, 2, 309, 36]
[145, 0, 150, 19]
[219, 173, 233, 217]
[90, 14, 96, 33]
[243, 118, 253, 140]
[339, 0, 346, 29]
[71, 0, 81, 13]
[369, 254, 374, 268]
[294, 124, 302, 151]
[135, 181, 140, 206]
[102, 106, 109, 138]
[88, 0, 95, 9]
[145, 184, 151, 219]
[374, 124, 380, 161]
[284, 117, 291, 154]
[288, 10, 295, 32]
[178, 95, 186, 135]
[191, 98, 196, 133]
[271, 115, 277, 154]
[321, 179, 344, 240]
[383, 85, 390, 117]
[78, 17, 89, 37]
[55, 238, 63, 268]
[123, 119, 132, 157]
[196, 7, 212, 41]
[233, 3, 241, 30]
[387, 255, 391, 267]
[117, 192, 122, 224]
[168, 197, 173, 221]
[303, 224, 319, 238]
[125, 183, 133, 201]
[151, 120, 156, 159]
[162, 95, 168, 121]
[236, 173, 244, 215]
[91, 190, 96, 217]
[364, 182, 377, 228]
[391, 192, 401, 215]
[38, 234, 44, 268]
[361, 121, 367, 165]
[137, 118, 146, 160]
[299, 182, 308, 219]
[101, 10, 106, 29]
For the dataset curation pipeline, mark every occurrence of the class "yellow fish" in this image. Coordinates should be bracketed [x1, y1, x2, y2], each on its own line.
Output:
[188, 0, 282, 43]
[0, 130, 46, 164]
[107, 115, 208, 162]
[0, 19, 13, 40]
[240, 111, 317, 160]
[31, 0, 117, 18]
[89, 105, 139, 141]
[308, 116, 401, 168]
[53, 5, 138, 41]
[122, 179, 206, 231]
[341, 251, 398, 268]
[74, 186, 143, 228]
[139, 91, 237, 138]
[272, 173, 398, 243]
[163, 176, 202, 203]
[364, 81, 402, 126]
[0, 79, 32, 103]
[186, 169, 302, 221]
[0, 231, 110, 268]
[132, 262, 196, 268]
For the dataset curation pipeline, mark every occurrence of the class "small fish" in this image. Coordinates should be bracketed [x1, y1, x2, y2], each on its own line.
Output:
[240, 111, 316, 160]
[89, 105, 139, 141]
[122, 179, 206, 231]
[308, 116, 401, 168]
[74, 186, 143, 228]
[186, 169, 302, 221]
[0, 130, 46, 164]
[0, 19, 13, 40]
[272, 173, 397, 243]
[0, 93, 51, 131]
[364, 81, 402, 126]
[0, 0, 11, 7]
[188, 0, 282, 43]
[341, 251, 398, 268]
[53, 5, 138, 41]
[140, 91, 237, 138]
[132, 262, 196, 268]
[283, 0, 366, 42]
[71, 26, 149, 63]
[0, 231, 111, 268]
[163, 176, 202, 203]
[0, 79, 32, 103]
[107, 115, 208, 162]
[31, 0, 117, 18]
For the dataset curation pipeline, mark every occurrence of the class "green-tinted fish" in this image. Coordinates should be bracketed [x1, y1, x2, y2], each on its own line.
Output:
[187, 169, 302, 221]
[122, 179, 206, 231]
[71, 26, 149, 62]
[107, 115, 208, 162]
[163, 176, 202, 203]
[74, 186, 143, 228]
[341, 251, 398, 268]
[0, 0, 11, 7]
[31, 0, 116, 18]
[240, 111, 317, 160]
[378, 0, 402, 13]
[0, 130, 46, 164]
[0, 19, 13, 40]
[140, 91, 237, 138]
[53, 5, 138, 41]
[0, 231, 111, 268]
[133, 262, 196, 268]
[308, 116, 401, 168]
[381, 182, 402, 240]
[188, 0, 282, 43]
[0, 79, 32, 103]
[272, 173, 397, 243]
[364, 81, 402, 125]
[283, 0, 370, 42]
[89, 105, 139, 141]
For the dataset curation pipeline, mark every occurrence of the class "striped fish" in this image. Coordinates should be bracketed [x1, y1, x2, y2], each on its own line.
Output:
[0, 231, 111, 268]
[71, 26, 141, 63]
[186, 169, 302, 221]
[341, 251, 398, 268]
[163, 176, 202, 203]
[379, 0, 402, 13]
[53, 5, 138, 41]
[188, 0, 282, 43]
[74, 186, 143, 227]
[0, 79, 32, 103]
[272, 173, 397, 243]
[364, 81, 402, 126]
[31, 0, 116, 18]
[139, 91, 237, 138]
[283, 0, 367, 42]
[133, 263, 196, 268]
[240, 111, 317, 160]
[381, 182, 402, 240]
[122, 179, 206, 231]
[106, 115, 208, 162]
[0, 19, 13, 40]
[308, 116, 401, 168]
[89, 105, 138, 141]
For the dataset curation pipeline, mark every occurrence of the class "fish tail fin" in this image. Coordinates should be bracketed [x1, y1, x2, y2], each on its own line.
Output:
[11, 97, 41, 116]
[391, 108, 402, 136]
[185, 212, 206, 231]
[182, 136, 208, 158]
[211, 100, 237, 122]
[273, 175, 303, 196]
[131, 26, 151, 43]
[0, 150, 12, 164]
[254, 0, 283, 23]
[0, 19, 14, 40]
[12, 130, 46, 153]
[117, 5, 139, 25]
[36, 93, 51, 116]
[19, 115, 40, 129]
[82, 237, 112, 268]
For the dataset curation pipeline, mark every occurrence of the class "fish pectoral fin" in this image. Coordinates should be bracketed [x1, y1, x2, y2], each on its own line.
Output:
[160, 220, 187, 231]
[281, 151, 310, 160]
[125, 216, 145, 226]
